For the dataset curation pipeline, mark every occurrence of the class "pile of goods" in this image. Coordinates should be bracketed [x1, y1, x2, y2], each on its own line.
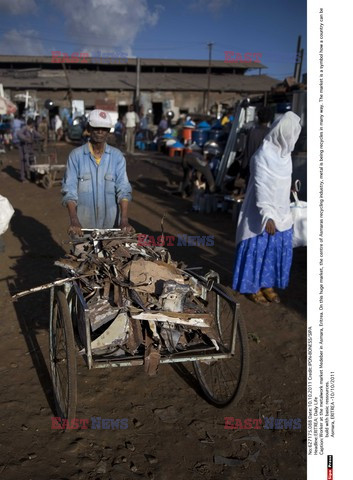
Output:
[52, 231, 220, 375]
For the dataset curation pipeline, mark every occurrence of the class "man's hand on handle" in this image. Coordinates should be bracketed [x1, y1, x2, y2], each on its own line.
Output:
[119, 217, 135, 233]
[67, 201, 83, 237]
[68, 218, 83, 237]
[119, 199, 134, 233]
[66, 200, 134, 236]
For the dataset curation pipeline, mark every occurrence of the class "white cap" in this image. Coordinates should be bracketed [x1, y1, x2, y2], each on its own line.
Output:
[88, 109, 113, 128]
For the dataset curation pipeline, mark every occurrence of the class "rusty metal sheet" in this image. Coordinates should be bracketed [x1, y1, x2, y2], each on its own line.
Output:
[160, 327, 182, 352]
[103, 278, 110, 299]
[129, 258, 185, 294]
[88, 297, 120, 331]
[125, 318, 144, 354]
[113, 284, 121, 307]
[91, 312, 129, 350]
[144, 337, 160, 376]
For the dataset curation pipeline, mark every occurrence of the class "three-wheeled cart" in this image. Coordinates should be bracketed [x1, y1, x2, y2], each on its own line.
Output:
[49, 230, 249, 422]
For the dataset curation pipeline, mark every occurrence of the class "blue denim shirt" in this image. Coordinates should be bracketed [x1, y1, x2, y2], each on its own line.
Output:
[61, 143, 132, 228]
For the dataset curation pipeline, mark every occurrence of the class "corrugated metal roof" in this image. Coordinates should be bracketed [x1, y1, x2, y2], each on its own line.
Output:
[0, 55, 266, 69]
[0, 69, 278, 92]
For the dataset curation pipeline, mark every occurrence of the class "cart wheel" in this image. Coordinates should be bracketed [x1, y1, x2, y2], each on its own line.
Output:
[42, 174, 52, 189]
[67, 287, 86, 349]
[194, 284, 249, 407]
[49, 289, 77, 425]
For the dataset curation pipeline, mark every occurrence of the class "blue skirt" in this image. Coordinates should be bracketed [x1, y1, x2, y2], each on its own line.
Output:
[232, 229, 293, 294]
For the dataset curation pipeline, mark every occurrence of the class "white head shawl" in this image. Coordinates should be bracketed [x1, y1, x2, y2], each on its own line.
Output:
[235, 111, 301, 246]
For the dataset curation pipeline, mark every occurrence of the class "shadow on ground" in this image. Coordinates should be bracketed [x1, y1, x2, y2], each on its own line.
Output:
[7, 209, 66, 413]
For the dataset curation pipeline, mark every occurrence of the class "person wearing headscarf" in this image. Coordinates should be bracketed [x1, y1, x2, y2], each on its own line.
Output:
[232, 111, 302, 305]
[241, 106, 273, 189]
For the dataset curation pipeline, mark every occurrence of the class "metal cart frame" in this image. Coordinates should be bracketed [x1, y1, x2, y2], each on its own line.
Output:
[49, 230, 249, 422]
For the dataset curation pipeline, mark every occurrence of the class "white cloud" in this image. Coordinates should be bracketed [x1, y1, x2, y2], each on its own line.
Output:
[189, 0, 232, 13]
[0, 0, 37, 14]
[0, 29, 45, 55]
[52, 0, 162, 54]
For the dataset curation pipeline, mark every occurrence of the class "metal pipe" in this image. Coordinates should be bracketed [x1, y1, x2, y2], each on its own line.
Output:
[49, 286, 54, 359]
[90, 351, 233, 369]
[205, 42, 214, 114]
[230, 303, 240, 356]
[85, 307, 93, 370]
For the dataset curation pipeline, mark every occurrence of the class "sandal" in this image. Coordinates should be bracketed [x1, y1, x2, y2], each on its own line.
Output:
[261, 288, 280, 304]
[246, 291, 270, 306]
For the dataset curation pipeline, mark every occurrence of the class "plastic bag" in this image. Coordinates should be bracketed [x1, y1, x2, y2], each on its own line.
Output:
[290, 184, 307, 248]
[0, 195, 14, 235]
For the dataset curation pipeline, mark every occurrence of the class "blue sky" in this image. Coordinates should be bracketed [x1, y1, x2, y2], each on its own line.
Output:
[0, 0, 306, 80]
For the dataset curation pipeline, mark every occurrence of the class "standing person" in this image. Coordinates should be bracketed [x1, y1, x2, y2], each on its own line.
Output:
[139, 111, 149, 141]
[62, 109, 133, 236]
[54, 114, 63, 141]
[180, 143, 221, 197]
[114, 118, 125, 148]
[17, 118, 42, 182]
[80, 115, 90, 144]
[232, 112, 301, 305]
[241, 106, 273, 188]
[38, 116, 49, 152]
[11, 114, 24, 147]
[123, 105, 139, 154]
[157, 115, 168, 136]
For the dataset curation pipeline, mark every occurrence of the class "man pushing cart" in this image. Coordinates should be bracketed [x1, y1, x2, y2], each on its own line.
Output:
[61, 109, 133, 235]
[12, 110, 249, 423]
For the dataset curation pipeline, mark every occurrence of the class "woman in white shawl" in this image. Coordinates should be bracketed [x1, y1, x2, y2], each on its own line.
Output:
[232, 111, 301, 304]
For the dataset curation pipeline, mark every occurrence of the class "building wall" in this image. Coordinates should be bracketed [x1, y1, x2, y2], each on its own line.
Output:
[7, 87, 261, 119]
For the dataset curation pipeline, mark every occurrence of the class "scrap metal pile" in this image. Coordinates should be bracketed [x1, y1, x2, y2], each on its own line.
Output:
[54, 231, 220, 375]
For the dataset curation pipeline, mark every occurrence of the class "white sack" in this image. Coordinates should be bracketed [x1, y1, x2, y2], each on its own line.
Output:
[0, 195, 14, 235]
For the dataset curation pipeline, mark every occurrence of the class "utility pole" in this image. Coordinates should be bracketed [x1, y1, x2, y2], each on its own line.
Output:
[136, 57, 141, 108]
[205, 42, 214, 114]
[293, 35, 301, 82]
[61, 62, 73, 109]
[297, 48, 304, 83]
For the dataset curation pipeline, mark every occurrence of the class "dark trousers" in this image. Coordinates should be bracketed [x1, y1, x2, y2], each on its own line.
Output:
[19, 148, 35, 181]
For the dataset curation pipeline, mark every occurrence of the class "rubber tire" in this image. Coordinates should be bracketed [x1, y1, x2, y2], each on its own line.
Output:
[50, 289, 77, 425]
[42, 174, 52, 189]
[194, 283, 249, 407]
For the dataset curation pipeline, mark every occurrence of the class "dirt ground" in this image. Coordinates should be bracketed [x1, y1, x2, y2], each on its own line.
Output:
[0, 141, 307, 480]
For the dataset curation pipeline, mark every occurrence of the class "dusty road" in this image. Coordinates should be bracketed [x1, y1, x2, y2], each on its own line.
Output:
[0, 142, 306, 480]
